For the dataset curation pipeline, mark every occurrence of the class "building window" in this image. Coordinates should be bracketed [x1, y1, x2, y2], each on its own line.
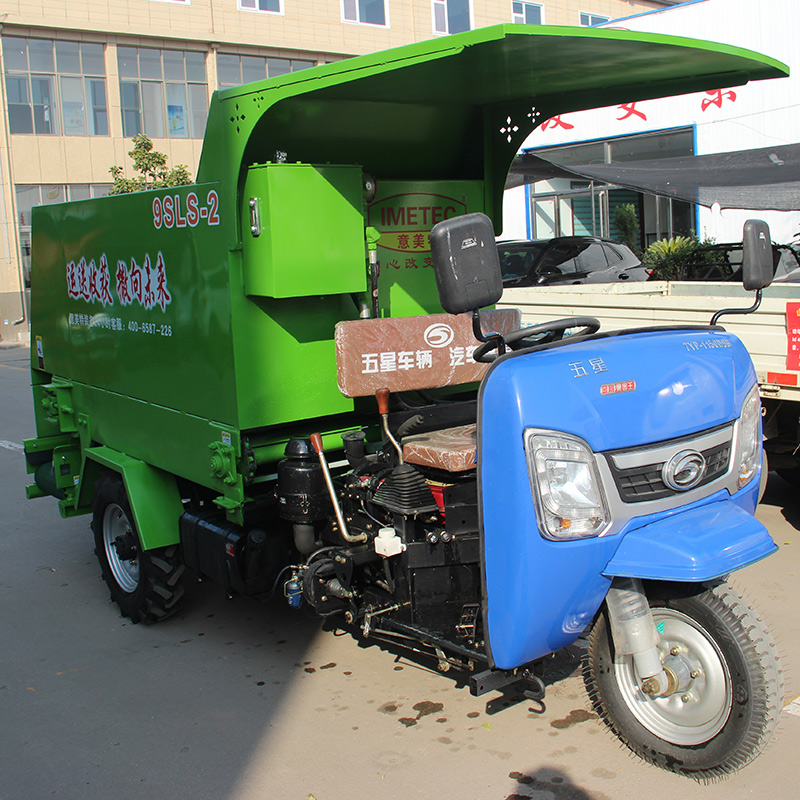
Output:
[2, 36, 108, 135]
[216, 54, 315, 89]
[118, 47, 207, 138]
[579, 12, 610, 26]
[239, 0, 282, 13]
[16, 183, 112, 286]
[512, 2, 542, 25]
[433, 0, 471, 34]
[343, 0, 387, 26]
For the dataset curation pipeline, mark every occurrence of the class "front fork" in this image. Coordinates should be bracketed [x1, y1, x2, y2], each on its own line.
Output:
[605, 577, 695, 698]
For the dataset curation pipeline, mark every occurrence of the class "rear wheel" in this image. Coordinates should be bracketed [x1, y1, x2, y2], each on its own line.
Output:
[584, 583, 782, 779]
[92, 472, 185, 624]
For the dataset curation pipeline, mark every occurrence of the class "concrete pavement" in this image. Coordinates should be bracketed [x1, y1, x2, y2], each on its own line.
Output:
[2, 345, 798, 800]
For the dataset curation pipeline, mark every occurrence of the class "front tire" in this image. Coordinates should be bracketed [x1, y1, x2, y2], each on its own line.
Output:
[584, 582, 782, 779]
[92, 472, 185, 624]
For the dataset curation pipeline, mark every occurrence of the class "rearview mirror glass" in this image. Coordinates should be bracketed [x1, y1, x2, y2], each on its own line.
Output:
[742, 219, 773, 291]
[430, 213, 503, 315]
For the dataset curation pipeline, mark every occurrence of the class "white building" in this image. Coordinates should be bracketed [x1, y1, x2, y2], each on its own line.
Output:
[502, 0, 800, 245]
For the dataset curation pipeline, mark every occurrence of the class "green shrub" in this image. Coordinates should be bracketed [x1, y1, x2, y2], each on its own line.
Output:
[643, 235, 699, 280]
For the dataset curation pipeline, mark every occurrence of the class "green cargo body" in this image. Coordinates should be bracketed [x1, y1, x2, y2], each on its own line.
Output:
[26, 24, 787, 543]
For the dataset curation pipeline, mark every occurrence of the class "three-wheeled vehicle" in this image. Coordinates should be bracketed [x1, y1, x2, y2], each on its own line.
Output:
[25, 25, 787, 778]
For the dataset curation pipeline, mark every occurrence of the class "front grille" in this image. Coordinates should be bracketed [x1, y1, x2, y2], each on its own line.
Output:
[607, 433, 732, 504]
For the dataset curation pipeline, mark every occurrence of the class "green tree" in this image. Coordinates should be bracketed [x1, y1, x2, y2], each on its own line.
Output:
[109, 134, 192, 194]
[612, 203, 641, 256]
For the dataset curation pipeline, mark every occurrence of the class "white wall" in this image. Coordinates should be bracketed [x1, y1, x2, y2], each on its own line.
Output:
[500, 185, 528, 240]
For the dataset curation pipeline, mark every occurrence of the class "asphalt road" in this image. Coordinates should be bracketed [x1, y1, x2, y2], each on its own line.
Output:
[1, 344, 799, 800]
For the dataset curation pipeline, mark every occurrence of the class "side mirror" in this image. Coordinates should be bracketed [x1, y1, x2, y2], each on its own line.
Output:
[742, 219, 773, 291]
[430, 213, 503, 314]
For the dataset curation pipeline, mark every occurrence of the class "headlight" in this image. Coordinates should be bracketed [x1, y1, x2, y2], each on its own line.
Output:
[735, 384, 762, 490]
[524, 430, 610, 540]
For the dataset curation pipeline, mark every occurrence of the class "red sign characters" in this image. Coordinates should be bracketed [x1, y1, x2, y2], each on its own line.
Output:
[787, 302, 800, 371]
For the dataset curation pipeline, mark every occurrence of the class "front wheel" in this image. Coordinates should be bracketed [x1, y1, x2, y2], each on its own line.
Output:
[92, 472, 186, 624]
[584, 582, 783, 779]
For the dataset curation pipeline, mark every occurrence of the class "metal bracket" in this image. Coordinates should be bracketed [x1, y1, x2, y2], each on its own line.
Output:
[362, 602, 405, 637]
[470, 667, 519, 697]
[209, 441, 237, 485]
[42, 381, 77, 433]
[455, 603, 480, 643]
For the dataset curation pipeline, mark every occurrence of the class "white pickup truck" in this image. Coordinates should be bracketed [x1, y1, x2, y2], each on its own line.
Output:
[499, 279, 800, 487]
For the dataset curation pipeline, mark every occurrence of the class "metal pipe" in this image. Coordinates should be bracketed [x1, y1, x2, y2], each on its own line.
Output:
[711, 288, 762, 326]
[309, 432, 365, 543]
[376, 388, 403, 463]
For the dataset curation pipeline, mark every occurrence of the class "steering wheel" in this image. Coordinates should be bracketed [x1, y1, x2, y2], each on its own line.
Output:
[472, 317, 601, 363]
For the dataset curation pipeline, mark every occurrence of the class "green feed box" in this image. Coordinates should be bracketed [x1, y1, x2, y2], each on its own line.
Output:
[242, 163, 366, 298]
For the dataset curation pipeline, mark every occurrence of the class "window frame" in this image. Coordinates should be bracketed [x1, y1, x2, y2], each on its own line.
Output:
[342, 0, 390, 27]
[238, 0, 284, 16]
[432, 0, 473, 35]
[2, 36, 109, 136]
[579, 11, 610, 27]
[118, 46, 208, 139]
[512, 1, 543, 25]
[216, 52, 317, 90]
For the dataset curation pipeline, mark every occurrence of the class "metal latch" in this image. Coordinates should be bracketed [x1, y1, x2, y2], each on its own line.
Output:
[248, 197, 261, 237]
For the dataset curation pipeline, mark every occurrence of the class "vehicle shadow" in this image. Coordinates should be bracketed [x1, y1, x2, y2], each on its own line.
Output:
[762, 471, 800, 531]
[504, 766, 598, 800]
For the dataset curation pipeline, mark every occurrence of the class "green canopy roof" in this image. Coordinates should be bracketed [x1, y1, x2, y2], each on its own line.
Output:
[196, 24, 788, 226]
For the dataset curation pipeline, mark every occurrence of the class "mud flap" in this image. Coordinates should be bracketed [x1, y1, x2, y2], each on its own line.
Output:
[85, 446, 183, 550]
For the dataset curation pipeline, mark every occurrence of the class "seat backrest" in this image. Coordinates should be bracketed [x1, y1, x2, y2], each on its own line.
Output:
[334, 308, 520, 398]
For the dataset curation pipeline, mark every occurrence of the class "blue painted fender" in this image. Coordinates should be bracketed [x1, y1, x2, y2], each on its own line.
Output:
[603, 500, 776, 581]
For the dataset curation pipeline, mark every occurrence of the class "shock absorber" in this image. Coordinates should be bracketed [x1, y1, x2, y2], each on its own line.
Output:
[605, 577, 671, 696]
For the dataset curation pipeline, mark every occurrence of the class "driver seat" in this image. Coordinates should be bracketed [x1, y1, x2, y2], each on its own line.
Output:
[334, 309, 520, 472]
[402, 423, 478, 472]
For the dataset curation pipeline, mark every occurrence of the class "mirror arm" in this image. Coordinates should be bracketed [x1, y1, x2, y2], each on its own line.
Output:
[472, 309, 506, 355]
[710, 289, 763, 326]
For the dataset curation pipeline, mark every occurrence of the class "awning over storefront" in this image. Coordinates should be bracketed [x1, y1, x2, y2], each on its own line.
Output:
[507, 142, 800, 210]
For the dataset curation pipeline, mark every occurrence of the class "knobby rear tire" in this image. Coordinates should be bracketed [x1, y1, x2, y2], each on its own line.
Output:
[92, 471, 185, 624]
